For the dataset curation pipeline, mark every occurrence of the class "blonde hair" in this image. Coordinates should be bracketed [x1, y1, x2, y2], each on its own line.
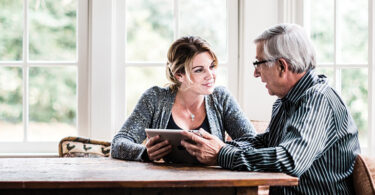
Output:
[166, 36, 218, 92]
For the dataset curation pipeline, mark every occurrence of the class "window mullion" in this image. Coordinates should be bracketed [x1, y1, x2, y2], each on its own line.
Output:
[227, 0, 238, 98]
[333, 0, 341, 94]
[23, 0, 29, 142]
[173, 0, 179, 39]
[77, 0, 89, 137]
[368, 0, 375, 156]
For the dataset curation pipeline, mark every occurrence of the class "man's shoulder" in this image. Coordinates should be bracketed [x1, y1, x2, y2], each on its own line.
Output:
[301, 81, 345, 110]
[304, 80, 332, 98]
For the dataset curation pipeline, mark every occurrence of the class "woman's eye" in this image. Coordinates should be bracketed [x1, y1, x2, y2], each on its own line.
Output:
[210, 64, 216, 69]
[194, 69, 203, 73]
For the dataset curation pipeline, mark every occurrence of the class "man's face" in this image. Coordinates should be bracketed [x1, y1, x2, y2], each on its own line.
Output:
[254, 43, 285, 98]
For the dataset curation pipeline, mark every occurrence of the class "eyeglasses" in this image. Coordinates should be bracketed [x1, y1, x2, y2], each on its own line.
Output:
[252, 59, 277, 69]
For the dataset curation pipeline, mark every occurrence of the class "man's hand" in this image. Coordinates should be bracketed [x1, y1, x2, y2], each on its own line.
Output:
[181, 128, 225, 165]
[145, 135, 172, 161]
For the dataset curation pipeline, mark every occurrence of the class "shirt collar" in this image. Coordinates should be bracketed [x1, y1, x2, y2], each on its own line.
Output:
[281, 69, 318, 103]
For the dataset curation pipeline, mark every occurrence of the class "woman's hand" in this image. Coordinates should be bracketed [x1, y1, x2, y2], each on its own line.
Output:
[145, 135, 172, 161]
[181, 128, 225, 165]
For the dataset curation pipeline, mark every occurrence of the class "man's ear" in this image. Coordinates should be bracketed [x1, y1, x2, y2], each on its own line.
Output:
[278, 58, 288, 76]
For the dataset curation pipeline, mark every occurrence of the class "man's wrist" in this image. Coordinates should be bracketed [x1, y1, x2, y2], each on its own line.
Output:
[217, 144, 241, 169]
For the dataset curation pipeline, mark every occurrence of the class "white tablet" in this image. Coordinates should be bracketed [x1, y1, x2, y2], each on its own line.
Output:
[145, 129, 200, 164]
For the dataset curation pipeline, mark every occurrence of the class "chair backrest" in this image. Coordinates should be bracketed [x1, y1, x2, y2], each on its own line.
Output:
[58, 136, 111, 157]
[353, 154, 375, 195]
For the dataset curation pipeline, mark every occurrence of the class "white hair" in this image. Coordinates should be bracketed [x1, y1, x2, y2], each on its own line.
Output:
[254, 23, 316, 73]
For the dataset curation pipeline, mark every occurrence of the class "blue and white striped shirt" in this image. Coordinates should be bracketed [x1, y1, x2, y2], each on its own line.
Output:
[217, 70, 361, 194]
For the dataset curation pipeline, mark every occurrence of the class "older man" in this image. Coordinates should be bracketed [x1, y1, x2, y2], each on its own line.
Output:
[181, 23, 361, 194]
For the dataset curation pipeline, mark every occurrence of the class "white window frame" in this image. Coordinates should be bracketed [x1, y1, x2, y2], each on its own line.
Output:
[121, 0, 239, 98]
[89, 0, 239, 146]
[280, 0, 374, 156]
[0, 0, 89, 155]
[108, 0, 239, 134]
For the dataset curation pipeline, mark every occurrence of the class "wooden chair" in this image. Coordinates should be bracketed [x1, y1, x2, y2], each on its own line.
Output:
[353, 154, 375, 195]
[58, 136, 111, 157]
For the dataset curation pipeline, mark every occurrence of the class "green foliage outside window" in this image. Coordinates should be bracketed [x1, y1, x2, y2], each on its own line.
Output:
[311, 0, 368, 145]
[0, 0, 77, 128]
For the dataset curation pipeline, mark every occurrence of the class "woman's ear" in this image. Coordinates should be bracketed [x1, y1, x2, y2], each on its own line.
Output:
[175, 73, 185, 83]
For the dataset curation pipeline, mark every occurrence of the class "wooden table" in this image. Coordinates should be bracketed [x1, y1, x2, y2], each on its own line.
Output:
[0, 158, 298, 195]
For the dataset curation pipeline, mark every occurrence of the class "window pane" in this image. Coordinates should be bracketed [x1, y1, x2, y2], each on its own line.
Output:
[28, 67, 77, 141]
[126, 0, 173, 62]
[125, 67, 169, 116]
[315, 67, 334, 87]
[341, 68, 368, 147]
[0, 0, 23, 61]
[29, 0, 77, 61]
[310, 0, 334, 63]
[337, 0, 368, 64]
[0, 67, 23, 141]
[179, 0, 227, 61]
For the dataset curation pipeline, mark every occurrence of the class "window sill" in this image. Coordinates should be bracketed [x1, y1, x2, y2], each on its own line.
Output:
[0, 153, 59, 158]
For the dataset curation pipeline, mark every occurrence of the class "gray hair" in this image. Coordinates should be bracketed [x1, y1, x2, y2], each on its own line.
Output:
[254, 23, 316, 73]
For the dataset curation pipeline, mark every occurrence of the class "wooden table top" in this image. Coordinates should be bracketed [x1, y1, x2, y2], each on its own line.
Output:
[0, 158, 298, 189]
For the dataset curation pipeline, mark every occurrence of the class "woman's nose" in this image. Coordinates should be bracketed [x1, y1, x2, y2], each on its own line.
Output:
[206, 69, 215, 79]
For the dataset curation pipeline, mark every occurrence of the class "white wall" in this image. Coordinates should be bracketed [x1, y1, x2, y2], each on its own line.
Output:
[239, 0, 279, 121]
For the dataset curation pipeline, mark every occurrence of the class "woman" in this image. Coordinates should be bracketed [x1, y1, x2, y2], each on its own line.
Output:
[111, 36, 255, 162]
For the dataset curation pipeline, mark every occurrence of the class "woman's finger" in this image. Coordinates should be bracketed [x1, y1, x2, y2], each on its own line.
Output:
[148, 140, 169, 154]
[153, 147, 172, 160]
[149, 144, 172, 159]
[145, 135, 160, 147]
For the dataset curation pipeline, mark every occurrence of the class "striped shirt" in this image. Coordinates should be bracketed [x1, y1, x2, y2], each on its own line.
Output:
[217, 70, 361, 194]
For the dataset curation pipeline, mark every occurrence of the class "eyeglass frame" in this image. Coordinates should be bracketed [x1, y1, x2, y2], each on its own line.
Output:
[252, 58, 278, 69]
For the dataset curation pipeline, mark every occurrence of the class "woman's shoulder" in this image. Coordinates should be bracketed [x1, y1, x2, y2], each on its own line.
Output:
[212, 86, 232, 97]
[142, 86, 173, 99]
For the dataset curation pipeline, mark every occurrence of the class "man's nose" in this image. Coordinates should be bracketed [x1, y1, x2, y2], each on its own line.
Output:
[254, 68, 260, 78]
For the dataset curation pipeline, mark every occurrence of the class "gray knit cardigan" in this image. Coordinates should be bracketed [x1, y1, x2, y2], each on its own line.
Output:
[111, 86, 256, 161]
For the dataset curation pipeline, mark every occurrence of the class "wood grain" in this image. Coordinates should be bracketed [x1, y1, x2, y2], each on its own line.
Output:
[0, 158, 298, 190]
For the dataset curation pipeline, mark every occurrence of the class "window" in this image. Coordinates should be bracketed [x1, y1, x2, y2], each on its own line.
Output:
[306, 0, 371, 151]
[0, 0, 88, 154]
[124, 0, 238, 116]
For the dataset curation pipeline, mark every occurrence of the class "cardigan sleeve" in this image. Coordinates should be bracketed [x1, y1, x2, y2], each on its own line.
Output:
[111, 87, 157, 161]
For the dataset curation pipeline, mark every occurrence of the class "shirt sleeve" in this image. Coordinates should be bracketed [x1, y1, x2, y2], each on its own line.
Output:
[217, 92, 332, 177]
[226, 132, 269, 149]
[111, 87, 156, 161]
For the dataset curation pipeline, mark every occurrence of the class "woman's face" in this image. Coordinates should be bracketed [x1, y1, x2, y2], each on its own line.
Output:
[179, 51, 216, 95]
